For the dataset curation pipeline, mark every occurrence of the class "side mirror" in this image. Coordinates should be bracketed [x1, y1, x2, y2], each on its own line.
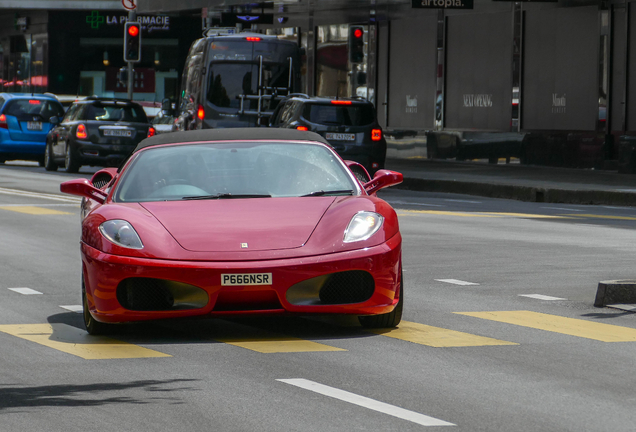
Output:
[49, 116, 60, 125]
[60, 178, 107, 204]
[363, 170, 403, 195]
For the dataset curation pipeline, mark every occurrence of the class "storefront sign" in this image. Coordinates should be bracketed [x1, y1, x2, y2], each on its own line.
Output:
[463, 94, 493, 108]
[86, 11, 170, 32]
[412, 0, 473, 9]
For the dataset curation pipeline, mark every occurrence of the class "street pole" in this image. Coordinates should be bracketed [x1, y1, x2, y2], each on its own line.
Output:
[127, 10, 136, 100]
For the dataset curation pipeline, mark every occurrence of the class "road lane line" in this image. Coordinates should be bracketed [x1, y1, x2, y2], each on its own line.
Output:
[0, 323, 171, 359]
[8, 288, 42, 295]
[563, 214, 636, 221]
[369, 321, 517, 347]
[60, 305, 83, 313]
[436, 279, 479, 286]
[397, 210, 569, 219]
[277, 378, 455, 427]
[0, 205, 72, 215]
[214, 323, 345, 353]
[519, 294, 567, 301]
[0, 187, 81, 203]
[456, 311, 636, 342]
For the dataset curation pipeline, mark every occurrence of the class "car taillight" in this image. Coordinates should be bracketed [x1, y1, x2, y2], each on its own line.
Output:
[76, 124, 88, 139]
[0, 114, 7, 129]
[245, 37, 261, 42]
[331, 100, 352, 105]
[371, 129, 382, 141]
[148, 127, 156, 137]
[296, 126, 308, 131]
[197, 105, 205, 121]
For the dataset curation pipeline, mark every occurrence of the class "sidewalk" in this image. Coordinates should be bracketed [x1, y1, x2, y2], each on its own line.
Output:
[384, 158, 636, 207]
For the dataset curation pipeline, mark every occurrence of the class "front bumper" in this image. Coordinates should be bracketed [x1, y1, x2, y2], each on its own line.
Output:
[82, 234, 401, 323]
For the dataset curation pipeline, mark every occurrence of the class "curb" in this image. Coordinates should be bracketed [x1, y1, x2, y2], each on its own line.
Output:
[397, 178, 636, 206]
[595, 280, 636, 307]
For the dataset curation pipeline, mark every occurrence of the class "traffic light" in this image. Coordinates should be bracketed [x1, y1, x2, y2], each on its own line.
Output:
[124, 22, 141, 62]
[348, 26, 365, 64]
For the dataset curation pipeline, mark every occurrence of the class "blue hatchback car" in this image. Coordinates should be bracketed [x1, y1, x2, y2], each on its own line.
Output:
[0, 93, 65, 165]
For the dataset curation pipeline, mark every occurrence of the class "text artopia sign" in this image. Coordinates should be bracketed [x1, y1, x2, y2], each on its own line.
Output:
[412, 0, 473, 9]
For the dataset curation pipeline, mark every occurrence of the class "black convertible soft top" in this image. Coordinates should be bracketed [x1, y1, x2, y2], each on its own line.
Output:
[133, 128, 329, 153]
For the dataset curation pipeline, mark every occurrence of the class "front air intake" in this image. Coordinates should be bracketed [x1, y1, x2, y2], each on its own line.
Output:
[319, 270, 375, 305]
[116, 278, 208, 311]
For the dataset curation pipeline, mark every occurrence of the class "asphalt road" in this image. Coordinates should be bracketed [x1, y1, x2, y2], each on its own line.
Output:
[2, 163, 636, 431]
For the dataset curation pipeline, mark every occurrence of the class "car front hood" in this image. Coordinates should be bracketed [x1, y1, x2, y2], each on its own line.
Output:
[140, 197, 335, 252]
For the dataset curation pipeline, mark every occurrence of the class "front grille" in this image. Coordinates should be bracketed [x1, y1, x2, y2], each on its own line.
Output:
[319, 270, 375, 305]
[117, 278, 175, 311]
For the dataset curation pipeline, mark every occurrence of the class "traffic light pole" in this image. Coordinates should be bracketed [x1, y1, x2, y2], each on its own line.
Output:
[127, 10, 136, 100]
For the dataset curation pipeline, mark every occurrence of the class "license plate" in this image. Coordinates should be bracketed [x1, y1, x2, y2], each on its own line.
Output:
[326, 133, 355, 141]
[103, 129, 132, 137]
[221, 273, 272, 286]
[27, 121, 42, 131]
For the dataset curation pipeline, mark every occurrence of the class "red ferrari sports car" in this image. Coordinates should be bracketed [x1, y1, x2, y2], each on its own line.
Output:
[60, 128, 403, 335]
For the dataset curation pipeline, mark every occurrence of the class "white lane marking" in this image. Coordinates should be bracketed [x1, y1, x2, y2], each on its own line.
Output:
[60, 305, 83, 313]
[8, 288, 42, 295]
[444, 199, 481, 204]
[388, 200, 444, 207]
[606, 304, 636, 311]
[541, 207, 584, 212]
[519, 294, 567, 301]
[277, 379, 455, 427]
[0, 187, 81, 203]
[436, 279, 480, 286]
[0, 203, 79, 207]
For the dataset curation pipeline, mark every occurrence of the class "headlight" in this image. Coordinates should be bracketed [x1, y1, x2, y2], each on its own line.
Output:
[344, 211, 384, 243]
[99, 220, 144, 249]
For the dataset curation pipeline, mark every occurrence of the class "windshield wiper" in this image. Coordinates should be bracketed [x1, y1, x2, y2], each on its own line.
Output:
[301, 189, 355, 197]
[182, 193, 271, 200]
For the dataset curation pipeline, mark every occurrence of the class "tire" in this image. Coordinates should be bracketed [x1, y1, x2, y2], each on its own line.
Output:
[82, 277, 113, 335]
[44, 142, 58, 171]
[64, 143, 81, 173]
[358, 270, 403, 329]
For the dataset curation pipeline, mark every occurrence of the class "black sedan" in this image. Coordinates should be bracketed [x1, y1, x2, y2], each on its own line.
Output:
[44, 97, 155, 173]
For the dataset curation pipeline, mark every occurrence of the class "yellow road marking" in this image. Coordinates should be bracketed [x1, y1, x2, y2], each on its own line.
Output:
[397, 210, 567, 219]
[369, 320, 517, 347]
[456, 310, 636, 342]
[563, 214, 636, 221]
[0, 206, 72, 215]
[214, 323, 346, 353]
[0, 324, 171, 359]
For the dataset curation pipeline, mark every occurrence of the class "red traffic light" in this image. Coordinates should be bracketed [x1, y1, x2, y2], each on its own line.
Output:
[128, 24, 140, 37]
[354, 28, 363, 39]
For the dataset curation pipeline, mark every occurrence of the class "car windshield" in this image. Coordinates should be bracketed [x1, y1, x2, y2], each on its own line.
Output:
[83, 103, 148, 122]
[113, 141, 358, 202]
[302, 103, 375, 126]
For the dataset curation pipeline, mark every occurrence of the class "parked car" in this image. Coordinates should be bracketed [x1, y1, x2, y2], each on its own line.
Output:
[60, 128, 403, 335]
[44, 97, 155, 173]
[0, 93, 65, 165]
[269, 94, 387, 178]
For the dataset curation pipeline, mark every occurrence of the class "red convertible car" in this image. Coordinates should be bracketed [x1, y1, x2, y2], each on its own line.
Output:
[60, 128, 403, 335]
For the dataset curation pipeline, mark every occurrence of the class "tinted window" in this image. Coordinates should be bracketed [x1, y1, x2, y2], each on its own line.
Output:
[83, 104, 148, 122]
[114, 142, 357, 202]
[63, 104, 82, 122]
[302, 103, 375, 126]
[206, 63, 290, 111]
[4, 99, 64, 119]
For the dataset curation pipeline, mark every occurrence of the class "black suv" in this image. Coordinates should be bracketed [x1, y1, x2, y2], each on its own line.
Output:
[45, 97, 155, 173]
[269, 95, 386, 175]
